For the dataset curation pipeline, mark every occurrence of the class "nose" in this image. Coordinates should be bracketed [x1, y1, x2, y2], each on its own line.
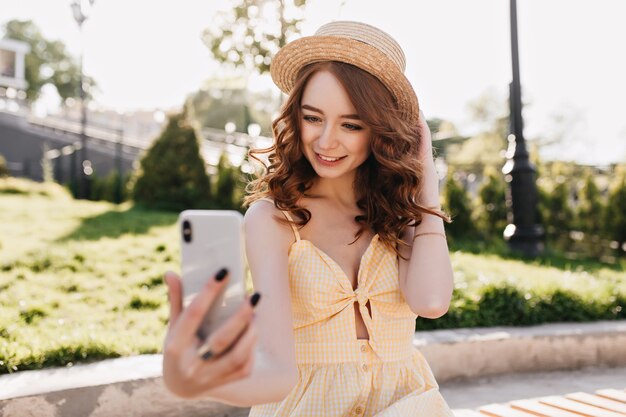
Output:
[317, 123, 338, 151]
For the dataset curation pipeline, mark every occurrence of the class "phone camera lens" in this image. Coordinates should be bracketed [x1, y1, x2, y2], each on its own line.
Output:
[182, 220, 192, 243]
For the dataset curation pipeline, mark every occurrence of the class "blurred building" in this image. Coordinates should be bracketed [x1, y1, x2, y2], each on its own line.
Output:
[0, 38, 29, 90]
[0, 38, 30, 111]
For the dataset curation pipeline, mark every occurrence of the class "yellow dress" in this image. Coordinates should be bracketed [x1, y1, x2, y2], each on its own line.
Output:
[250, 202, 454, 417]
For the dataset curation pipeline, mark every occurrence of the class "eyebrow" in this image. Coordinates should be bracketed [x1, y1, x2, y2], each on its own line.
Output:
[301, 104, 361, 120]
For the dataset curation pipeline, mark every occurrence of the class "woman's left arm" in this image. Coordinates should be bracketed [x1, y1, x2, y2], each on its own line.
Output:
[398, 111, 454, 319]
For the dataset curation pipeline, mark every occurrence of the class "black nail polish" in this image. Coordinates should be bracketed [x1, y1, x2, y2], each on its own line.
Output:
[215, 268, 228, 281]
[250, 292, 261, 307]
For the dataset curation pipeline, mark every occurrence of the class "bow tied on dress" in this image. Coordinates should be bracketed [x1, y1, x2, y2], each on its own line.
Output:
[353, 287, 369, 306]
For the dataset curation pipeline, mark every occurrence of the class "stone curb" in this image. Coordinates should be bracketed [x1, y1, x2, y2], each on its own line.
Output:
[1, 320, 624, 417]
[415, 320, 626, 381]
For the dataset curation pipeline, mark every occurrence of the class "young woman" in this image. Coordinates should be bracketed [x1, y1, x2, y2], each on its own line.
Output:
[163, 21, 455, 416]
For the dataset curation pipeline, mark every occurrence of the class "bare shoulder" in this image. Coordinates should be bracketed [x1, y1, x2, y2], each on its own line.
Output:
[244, 199, 294, 255]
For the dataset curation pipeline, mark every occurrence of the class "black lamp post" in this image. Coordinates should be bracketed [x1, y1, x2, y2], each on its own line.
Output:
[70, 0, 95, 199]
[502, 0, 544, 257]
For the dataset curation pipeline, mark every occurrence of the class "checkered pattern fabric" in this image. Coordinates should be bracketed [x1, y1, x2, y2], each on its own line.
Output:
[249, 200, 454, 416]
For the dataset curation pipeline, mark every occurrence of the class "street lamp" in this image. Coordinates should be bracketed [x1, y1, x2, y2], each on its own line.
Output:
[70, 0, 95, 199]
[502, 0, 544, 257]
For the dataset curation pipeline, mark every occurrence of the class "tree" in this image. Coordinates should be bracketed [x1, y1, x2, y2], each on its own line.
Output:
[2, 20, 87, 103]
[201, 0, 308, 76]
[443, 175, 476, 241]
[576, 169, 604, 237]
[604, 166, 626, 253]
[213, 153, 240, 210]
[131, 110, 212, 211]
[538, 163, 575, 243]
[475, 166, 508, 240]
[466, 90, 509, 140]
[447, 132, 506, 174]
[188, 78, 276, 135]
[444, 91, 508, 175]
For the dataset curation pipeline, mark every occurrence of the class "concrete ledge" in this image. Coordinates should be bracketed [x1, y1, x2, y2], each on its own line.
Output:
[1, 320, 624, 417]
[415, 320, 626, 382]
[414, 320, 626, 382]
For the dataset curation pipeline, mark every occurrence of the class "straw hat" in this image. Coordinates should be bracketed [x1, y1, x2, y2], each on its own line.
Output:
[270, 21, 419, 124]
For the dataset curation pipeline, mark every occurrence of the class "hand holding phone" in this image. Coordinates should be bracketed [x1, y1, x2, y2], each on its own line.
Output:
[179, 210, 247, 341]
[162, 271, 261, 399]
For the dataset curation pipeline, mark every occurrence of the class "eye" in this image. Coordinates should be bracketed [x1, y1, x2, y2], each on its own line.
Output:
[303, 115, 321, 123]
[343, 123, 363, 131]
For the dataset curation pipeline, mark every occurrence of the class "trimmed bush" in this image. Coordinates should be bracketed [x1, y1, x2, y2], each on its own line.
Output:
[131, 110, 211, 211]
[415, 282, 626, 331]
[214, 153, 239, 210]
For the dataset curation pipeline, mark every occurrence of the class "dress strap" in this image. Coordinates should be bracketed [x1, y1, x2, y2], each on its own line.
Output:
[258, 197, 301, 241]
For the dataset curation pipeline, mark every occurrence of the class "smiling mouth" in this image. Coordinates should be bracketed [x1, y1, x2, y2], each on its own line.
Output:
[316, 153, 347, 162]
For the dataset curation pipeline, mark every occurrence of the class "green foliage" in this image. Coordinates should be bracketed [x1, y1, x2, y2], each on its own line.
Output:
[416, 282, 626, 330]
[214, 153, 239, 210]
[604, 166, 626, 249]
[19, 306, 48, 324]
[576, 169, 604, 236]
[537, 164, 575, 242]
[188, 84, 275, 135]
[443, 175, 476, 240]
[131, 111, 212, 211]
[474, 166, 508, 239]
[0, 341, 121, 374]
[447, 132, 506, 173]
[0, 153, 9, 177]
[89, 171, 131, 204]
[2, 20, 87, 102]
[201, 0, 308, 75]
[128, 294, 161, 310]
[466, 91, 509, 139]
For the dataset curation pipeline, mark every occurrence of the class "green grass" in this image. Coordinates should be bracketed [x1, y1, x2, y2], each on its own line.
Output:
[0, 177, 624, 373]
[450, 250, 626, 298]
[0, 178, 178, 373]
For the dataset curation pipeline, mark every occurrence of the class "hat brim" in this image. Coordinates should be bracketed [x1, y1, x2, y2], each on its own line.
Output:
[270, 36, 419, 124]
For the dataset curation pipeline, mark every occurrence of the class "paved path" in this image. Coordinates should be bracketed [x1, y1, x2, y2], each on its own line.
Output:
[442, 365, 626, 410]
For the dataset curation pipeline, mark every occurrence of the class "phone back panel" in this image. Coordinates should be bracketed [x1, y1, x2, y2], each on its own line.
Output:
[179, 210, 246, 340]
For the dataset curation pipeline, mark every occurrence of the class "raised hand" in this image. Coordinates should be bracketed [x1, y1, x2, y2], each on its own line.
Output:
[162, 270, 260, 399]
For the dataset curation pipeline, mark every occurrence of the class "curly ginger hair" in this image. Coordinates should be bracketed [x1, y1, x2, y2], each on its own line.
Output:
[244, 61, 449, 257]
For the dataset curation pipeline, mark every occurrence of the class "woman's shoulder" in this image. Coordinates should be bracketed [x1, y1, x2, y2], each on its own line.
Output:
[245, 197, 279, 223]
[244, 198, 295, 252]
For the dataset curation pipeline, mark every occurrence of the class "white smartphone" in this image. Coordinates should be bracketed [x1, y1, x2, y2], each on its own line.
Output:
[179, 210, 246, 341]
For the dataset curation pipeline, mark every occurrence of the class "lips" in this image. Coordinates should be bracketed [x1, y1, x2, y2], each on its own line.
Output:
[317, 153, 346, 162]
[315, 153, 347, 166]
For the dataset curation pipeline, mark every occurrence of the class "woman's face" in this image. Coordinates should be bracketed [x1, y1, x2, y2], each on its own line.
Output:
[299, 70, 372, 181]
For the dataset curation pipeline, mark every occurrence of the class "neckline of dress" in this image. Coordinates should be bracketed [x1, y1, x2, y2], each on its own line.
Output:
[290, 234, 380, 286]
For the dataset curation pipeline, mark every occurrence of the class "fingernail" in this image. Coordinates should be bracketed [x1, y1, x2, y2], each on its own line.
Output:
[250, 292, 261, 307]
[215, 268, 228, 281]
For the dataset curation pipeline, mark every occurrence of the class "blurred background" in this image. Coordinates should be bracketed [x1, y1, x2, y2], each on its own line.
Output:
[2, 0, 626, 158]
[0, 0, 625, 385]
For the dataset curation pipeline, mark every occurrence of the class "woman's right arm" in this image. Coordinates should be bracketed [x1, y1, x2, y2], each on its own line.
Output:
[197, 200, 299, 406]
